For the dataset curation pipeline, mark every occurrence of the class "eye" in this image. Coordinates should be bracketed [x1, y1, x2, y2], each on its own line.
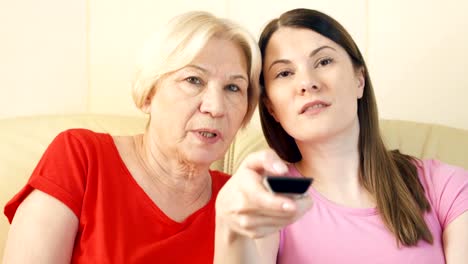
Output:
[185, 76, 203, 85]
[316, 57, 333, 68]
[226, 84, 240, 92]
[275, 70, 294, 79]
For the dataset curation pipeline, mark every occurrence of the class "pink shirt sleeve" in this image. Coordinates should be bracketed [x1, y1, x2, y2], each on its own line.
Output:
[419, 159, 468, 228]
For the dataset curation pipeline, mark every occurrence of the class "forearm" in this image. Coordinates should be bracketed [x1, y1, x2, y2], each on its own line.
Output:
[214, 220, 261, 264]
[444, 211, 468, 264]
[3, 190, 78, 264]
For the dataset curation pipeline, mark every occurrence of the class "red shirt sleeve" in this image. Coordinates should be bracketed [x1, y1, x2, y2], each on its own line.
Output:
[4, 129, 90, 222]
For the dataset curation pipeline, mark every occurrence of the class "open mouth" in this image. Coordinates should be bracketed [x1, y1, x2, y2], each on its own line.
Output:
[198, 131, 217, 138]
[300, 102, 330, 114]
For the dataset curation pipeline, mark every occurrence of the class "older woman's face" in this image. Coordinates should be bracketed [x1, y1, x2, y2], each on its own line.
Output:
[147, 37, 249, 166]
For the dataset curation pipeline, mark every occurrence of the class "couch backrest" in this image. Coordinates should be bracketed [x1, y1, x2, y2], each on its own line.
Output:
[220, 115, 468, 174]
[1, 113, 468, 258]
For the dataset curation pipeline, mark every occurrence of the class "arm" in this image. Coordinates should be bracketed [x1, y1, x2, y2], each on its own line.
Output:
[3, 190, 79, 264]
[214, 150, 312, 264]
[443, 211, 468, 264]
[214, 219, 280, 264]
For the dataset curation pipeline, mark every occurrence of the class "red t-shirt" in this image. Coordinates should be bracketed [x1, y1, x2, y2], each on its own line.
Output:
[4, 129, 230, 263]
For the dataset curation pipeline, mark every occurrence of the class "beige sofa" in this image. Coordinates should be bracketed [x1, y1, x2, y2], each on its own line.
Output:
[1, 113, 468, 258]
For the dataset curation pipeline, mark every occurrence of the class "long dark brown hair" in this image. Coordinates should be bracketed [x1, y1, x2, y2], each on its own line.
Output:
[258, 8, 432, 246]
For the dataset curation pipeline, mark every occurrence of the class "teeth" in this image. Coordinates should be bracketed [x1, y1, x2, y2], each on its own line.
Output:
[307, 104, 325, 110]
[199, 131, 216, 138]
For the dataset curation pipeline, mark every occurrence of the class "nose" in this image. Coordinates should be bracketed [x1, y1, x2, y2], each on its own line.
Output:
[300, 83, 320, 94]
[298, 69, 320, 94]
[199, 85, 225, 118]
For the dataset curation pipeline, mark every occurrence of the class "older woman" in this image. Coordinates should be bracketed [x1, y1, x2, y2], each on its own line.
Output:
[3, 11, 261, 263]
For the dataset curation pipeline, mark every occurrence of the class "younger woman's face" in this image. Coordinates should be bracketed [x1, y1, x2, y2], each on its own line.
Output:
[262, 27, 365, 142]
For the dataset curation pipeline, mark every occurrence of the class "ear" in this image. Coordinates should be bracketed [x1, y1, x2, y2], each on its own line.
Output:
[356, 67, 365, 99]
[141, 87, 156, 114]
[263, 97, 279, 122]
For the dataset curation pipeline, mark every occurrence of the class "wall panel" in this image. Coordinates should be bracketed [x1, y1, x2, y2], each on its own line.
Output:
[87, 0, 227, 116]
[368, 0, 468, 129]
[0, 0, 87, 118]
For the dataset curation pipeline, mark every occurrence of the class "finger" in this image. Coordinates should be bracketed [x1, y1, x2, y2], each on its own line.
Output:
[225, 170, 296, 216]
[230, 225, 281, 239]
[238, 213, 295, 229]
[228, 189, 295, 217]
[252, 196, 313, 219]
[229, 214, 294, 239]
[242, 185, 298, 216]
[234, 195, 313, 221]
[221, 197, 314, 239]
[238, 149, 288, 176]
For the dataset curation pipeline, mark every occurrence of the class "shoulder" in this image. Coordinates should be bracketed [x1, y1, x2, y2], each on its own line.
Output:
[50, 128, 113, 151]
[417, 159, 468, 188]
[417, 159, 468, 226]
[40, 128, 115, 167]
[55, 128, 109, 143]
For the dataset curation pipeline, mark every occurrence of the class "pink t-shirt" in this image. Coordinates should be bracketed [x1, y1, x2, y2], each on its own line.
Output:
[278, 159, 468, 264]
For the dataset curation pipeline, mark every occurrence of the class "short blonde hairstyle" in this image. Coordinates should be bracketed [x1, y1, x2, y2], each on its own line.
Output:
[133, 11, 261, 126]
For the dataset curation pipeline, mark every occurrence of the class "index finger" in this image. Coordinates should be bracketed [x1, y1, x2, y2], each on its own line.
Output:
[239, 149, 288, 176]
[245, 180, 298, 216]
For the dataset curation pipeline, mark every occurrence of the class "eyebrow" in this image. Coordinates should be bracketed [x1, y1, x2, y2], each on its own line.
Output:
[267, 45, 337, 72]
[186, 64, 208, 73]
[229, 75, 248, 83]
[186, 64, 248, 82]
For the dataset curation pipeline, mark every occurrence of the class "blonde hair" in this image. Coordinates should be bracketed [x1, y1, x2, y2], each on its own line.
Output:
[132, 11, 261, 126]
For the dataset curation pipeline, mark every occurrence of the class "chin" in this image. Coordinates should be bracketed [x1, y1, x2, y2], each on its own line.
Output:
[290, 123, 331, 139]
[183, 149, 223, 166]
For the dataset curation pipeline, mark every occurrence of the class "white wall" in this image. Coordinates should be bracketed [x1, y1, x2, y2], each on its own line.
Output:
[0, 0, 88, 117]
[1, 0, 468, 130]
[87, 0, 227, 116]
[87, 0, 367, 116]
[368, 0, 468, 130]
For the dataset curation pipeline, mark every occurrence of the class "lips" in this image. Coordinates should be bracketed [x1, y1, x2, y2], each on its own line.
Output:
[299, 100, 331, 114]
[193, 128, 222, 140]
[198, 131, 217, 138]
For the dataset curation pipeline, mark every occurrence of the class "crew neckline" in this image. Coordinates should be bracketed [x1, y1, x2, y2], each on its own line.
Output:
[289, 164, 378, 216]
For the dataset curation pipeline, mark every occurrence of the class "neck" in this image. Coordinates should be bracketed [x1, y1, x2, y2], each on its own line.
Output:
[133, 133, 212, 211]
[295, 119, 374, 208]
